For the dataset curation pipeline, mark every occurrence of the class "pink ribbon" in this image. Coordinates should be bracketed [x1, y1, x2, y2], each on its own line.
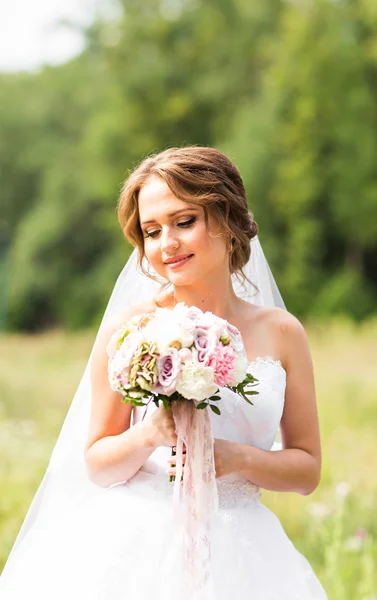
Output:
[171, 400, 219, 595]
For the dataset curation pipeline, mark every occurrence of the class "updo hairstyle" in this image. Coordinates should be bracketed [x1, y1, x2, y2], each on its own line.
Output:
[117, 146, 258, 287]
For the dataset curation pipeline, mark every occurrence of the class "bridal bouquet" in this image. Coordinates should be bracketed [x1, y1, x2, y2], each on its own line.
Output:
[106, 302, 258, 481]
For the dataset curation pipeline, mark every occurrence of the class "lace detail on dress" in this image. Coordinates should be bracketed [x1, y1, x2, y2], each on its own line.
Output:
[216, 480, 261, 510]
[138, 476, 262, 511]
[247, 355, 284, 372]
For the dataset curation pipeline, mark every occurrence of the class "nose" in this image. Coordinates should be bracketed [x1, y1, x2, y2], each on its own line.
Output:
[160, 227, 180, 252]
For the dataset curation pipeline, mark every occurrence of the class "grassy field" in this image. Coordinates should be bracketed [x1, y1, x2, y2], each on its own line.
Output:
[1, 318, 376, 598]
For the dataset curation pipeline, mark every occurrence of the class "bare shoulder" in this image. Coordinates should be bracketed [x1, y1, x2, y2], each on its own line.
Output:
[245, 304, 309, 369]
[269, 307, 310, 370]
[104, 299, 158, 335]
[261, 306, 305, 333]
[247, 304, 304, 331]
[102, 288, 176, 337]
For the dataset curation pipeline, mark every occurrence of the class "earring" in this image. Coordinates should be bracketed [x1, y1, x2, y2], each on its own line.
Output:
[228, 237, 235, 253]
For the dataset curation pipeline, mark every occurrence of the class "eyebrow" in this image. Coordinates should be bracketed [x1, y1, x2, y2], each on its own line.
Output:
[140, 208, 198, 226]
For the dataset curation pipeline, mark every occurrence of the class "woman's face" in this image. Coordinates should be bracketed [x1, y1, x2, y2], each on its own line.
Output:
[138, 175, 229, 286]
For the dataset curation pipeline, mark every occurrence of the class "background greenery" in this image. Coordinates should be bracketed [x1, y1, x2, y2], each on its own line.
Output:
[1, 0, 377, 332]
[1, 1, 376, 598]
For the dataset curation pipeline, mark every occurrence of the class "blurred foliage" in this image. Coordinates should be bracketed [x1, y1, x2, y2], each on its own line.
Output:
[1, 0, 377, 331]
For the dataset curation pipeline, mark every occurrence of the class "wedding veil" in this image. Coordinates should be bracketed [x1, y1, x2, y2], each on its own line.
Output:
[0, 235, 285, 582]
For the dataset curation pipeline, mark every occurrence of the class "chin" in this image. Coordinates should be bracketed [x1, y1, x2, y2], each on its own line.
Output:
[166, 273, 197, 286]
[162, 267, 199, 287]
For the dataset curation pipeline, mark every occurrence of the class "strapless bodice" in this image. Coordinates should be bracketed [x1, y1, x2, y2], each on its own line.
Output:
[132, 356, 286, 481]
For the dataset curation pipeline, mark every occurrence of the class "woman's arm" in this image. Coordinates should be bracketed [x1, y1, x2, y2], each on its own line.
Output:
[84, 302, 159, 488]
[214, 311, 322, 496]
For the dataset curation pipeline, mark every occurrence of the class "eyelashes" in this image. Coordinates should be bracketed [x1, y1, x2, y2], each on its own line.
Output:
[144, 216, 197, 239]
[178, 216, 197, 229]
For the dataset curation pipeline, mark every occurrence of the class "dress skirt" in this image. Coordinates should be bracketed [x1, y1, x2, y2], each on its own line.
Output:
[0, 469, 328, 600]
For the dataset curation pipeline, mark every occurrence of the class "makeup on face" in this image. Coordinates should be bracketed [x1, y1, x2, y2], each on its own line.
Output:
[138, 176, 228, 284]
[164, 253, 194, 269]
[141, 213, 199, 239]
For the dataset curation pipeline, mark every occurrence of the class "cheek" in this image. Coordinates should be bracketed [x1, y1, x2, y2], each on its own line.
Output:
[203, 229, 227, 258]
[143, 240, 159, 264]
[189, 224, 209, 248]
[189, 224, 227, 260]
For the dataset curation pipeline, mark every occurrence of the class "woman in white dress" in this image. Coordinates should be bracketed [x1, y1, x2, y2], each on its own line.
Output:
[0, 146, 328, 599]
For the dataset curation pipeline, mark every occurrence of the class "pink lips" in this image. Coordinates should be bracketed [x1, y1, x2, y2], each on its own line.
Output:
[164, 254, 193, 268]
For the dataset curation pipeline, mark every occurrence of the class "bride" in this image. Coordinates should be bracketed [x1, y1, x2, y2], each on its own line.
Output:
[0, 146, 328, 599]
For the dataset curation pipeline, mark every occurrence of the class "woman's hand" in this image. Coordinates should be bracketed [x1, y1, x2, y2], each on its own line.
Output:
[143, 404, 178, 449]
[166, 438, 240, 481]
[213, 438, 241, 478]
[167, 448, 186, 482]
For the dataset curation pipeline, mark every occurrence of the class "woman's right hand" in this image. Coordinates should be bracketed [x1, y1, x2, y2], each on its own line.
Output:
[143, 404, 178, 449]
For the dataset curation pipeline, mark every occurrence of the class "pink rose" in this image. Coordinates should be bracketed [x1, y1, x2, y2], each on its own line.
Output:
[153, 348, 180, 396]
[178, 347, 193, 363]
[206, 344, 236, 387]
[226, 323, 244, 351]
[186, 307, 203, 322]
[193, 327, 215, 363]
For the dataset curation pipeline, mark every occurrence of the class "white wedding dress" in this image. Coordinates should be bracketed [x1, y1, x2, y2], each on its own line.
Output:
[0, 356, 328, 599]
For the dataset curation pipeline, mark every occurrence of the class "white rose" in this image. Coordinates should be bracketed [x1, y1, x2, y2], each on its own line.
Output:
[228, 351, 248, 385]
[227, 324, 245, 353]
[111, 331, 142, 371]
[185, 306, 203, 322]
[176, 360, 218, 401]
[146, 318, 194, 351]
[171, 302, 190, 319]
[197, 311, 228, 340]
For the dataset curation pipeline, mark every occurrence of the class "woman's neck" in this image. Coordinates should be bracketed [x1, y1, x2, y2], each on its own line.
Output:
[170, 277, 242, 321]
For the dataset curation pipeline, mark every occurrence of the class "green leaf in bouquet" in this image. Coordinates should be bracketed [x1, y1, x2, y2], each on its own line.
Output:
[162, 398, 169, 410]
[116, 328, 132, 350]
[210, 404, 221, 415]
[131, 399, 147, 407]
[209, 395, 221, 401]
[241, 395, 254, 405]
[196, 402, 208, 410]
[120, 395, 132, 405]
[240, 388, 255, 403]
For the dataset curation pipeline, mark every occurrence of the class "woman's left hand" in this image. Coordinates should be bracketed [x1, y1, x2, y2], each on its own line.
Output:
[167, 438, 240, 481]
[213, 438, 240, 478]
[167, 448, 186, 483]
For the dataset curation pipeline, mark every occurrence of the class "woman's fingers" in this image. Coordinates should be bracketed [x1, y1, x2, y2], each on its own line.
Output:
[172, 444, 187, 453]
[169, 446, 186, 484]
[168, 467, 184, 485]
[168, 453, 186, 465]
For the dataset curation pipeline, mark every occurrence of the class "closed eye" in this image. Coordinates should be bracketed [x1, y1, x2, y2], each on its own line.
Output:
[144, 217, 197, 238]
[178, 216, 197, 228]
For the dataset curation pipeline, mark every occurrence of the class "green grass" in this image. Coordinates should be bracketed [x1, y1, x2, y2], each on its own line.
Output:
[1, 318, 376, 598]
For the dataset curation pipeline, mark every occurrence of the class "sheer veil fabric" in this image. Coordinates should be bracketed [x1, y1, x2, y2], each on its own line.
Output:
[0, 235, 286, 590]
